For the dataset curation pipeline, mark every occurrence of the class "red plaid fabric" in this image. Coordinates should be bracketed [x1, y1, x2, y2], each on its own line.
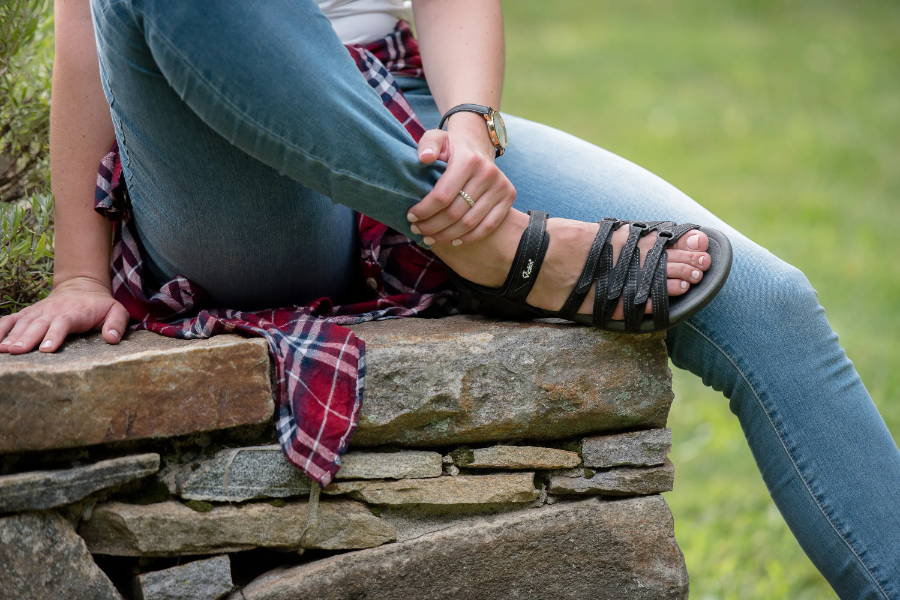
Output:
[94, 21, 459, 487]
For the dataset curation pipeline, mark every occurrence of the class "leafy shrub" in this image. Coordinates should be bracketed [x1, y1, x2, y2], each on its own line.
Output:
[0, 0, 53, 202]
[0, 195, 54, 314]
[1, 0, 54, 314]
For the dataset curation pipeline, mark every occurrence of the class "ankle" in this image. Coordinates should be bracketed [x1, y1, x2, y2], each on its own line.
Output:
[428, 208, 530, 286]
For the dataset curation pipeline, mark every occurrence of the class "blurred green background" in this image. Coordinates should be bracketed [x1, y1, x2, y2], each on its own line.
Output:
[2, 0, 897, 596]
[503, 1, 899, 598]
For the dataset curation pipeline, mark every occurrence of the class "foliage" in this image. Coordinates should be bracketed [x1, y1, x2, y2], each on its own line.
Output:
[0, 0, 54, 313]
[0, 0, 53, 203]
[0, 194, 54, 314]
[502, 0, 899, 598]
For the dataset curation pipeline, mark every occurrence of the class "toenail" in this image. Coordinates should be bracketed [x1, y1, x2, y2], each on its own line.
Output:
[451, 239, 463, 246]
[692, 270, 701, 280]
[680, 281, 689, 290]
[40, 339, 53, 349]
[407, 212, 418, 222]
[410, 224, 421, 235]
[423, 236, 435, 245]
[698, 256, 706, 266]
[13, 341, 24, 347]
[687, 234, 700, 250]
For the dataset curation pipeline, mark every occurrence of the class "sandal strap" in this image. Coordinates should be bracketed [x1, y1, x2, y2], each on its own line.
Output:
[592, 219, 624, 328]
[500, 209, 550, 302]
[557, 218, 616, 321]
[588, 219, 701, 332]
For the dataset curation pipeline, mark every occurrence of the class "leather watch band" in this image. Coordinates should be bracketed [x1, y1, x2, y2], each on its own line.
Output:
[438, 104, 491, 130]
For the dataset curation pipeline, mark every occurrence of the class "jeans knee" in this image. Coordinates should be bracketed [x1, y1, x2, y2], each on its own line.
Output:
[760, 259, 820, 321]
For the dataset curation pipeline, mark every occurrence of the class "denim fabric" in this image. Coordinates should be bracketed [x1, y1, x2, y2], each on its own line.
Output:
[90, 0, 900, 597]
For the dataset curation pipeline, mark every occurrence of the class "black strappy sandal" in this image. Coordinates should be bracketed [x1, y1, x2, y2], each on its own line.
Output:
[447, 210, 733, 333]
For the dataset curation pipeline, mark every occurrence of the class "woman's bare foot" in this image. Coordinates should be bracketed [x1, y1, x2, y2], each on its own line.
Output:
[426, 208, 711, 320]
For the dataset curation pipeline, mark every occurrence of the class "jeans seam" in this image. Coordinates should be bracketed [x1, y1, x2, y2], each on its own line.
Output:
[684, 319, 892, 600]
[149, 25, 426, 212]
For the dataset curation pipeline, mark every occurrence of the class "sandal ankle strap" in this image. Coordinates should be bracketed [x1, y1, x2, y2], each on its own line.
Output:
[499, 209, 550, 302]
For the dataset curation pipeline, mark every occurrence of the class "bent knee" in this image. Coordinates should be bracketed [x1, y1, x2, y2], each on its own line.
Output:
[755, 258, 820, 319]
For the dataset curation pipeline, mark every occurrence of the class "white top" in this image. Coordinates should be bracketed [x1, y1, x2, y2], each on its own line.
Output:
[317, 0, 414, 44]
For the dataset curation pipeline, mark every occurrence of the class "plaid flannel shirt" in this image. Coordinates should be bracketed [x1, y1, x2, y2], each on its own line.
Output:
[94, 21, 460, 488]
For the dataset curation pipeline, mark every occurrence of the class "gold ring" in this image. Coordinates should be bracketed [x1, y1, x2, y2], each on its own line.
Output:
[458, 189, 476, 208]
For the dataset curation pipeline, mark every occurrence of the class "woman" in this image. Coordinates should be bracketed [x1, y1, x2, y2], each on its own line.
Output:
[0, 1, 897, 597]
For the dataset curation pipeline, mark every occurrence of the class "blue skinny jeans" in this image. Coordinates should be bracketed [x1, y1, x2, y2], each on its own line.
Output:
[90, 0, 900, 597]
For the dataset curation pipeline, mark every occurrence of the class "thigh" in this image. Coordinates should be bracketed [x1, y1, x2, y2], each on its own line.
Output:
[93, 0, 361, 310]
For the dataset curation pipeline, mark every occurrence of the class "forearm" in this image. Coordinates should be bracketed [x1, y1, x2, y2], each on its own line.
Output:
[412, 0, 504, 156]
[50, 0, 116, 289]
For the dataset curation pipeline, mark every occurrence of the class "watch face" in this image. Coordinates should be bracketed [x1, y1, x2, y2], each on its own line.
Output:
[490, 109, 508, 149]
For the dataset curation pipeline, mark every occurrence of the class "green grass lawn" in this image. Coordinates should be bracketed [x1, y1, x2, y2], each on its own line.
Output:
[502, 1, 899, 597]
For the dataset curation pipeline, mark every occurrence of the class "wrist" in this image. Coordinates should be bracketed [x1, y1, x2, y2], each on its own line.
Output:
[446, 112, 496, 159]
[52, 273, 111, 294]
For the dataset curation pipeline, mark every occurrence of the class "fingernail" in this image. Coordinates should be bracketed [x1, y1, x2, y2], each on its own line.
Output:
[407, 212, 418, 222]
[451, 239, 462, 247]
[108, 329, 119, 340]
[698, 256, 706, 266]
[680, 281, 689, 290]
[410, 224, 421, 235]
[692, 270, 701, 280]
[40, 339, 53, 349]
[420, 149, 434, 159]
[423, 236, 435, 245]
[687, 234, 700, 250]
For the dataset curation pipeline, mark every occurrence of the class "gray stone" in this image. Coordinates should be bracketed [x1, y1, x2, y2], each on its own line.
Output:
[0, 454, 160, 513]
[165, 445, 312, 503]
[136, 555, 234, 600]
[0, 332, 273, 453]
[346, 315, 672, 446]
[166, 446, 444, 503]
[337, 450, 443, 480]
[450, 444, 580, 469]
[323, 472, 539, 507]
[79, 500, 395, 556]
[228, 496, 688, 600]
[0, 511, 121, 599]
[548, 459, 675, 496]
[378, 504, 536, 542]
[582, 428, 672, 468]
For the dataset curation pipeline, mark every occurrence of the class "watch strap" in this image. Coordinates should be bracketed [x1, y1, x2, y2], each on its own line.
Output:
[438, 104, 491, 130]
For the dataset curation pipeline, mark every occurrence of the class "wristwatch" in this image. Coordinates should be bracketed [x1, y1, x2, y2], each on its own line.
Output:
[438, 103, 508, 157]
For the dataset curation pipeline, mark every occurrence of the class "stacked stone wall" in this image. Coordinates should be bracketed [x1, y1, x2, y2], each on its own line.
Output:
[0, 315, 689, 600]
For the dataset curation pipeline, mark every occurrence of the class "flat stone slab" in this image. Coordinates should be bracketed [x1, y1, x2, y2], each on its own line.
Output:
[135, 555, 234, 600]
[0, 332, 273, 453]
[450, 444, 581, 469]
[0, 315, 672, 453]
[0, 511, 122, 599]
[165, 446, 443, 503]
[348, 315, 671, 446]
[582, 428, 672, 468]
[323, 472, 539, 506]
[548, 459, 675, 497]
[163, 445, 312, 503]
[0, 453, 160, 513]
[337, 450, 443, 480]
[229, 496, 688, 600]
[79, 499, 395, 556]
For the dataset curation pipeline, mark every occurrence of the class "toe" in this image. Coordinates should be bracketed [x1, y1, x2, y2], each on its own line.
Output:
[668, 278, 690, 296]
[672, 229, 708, 253]
[667, 249, 710, 270]
[667, 262, 704, 284]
